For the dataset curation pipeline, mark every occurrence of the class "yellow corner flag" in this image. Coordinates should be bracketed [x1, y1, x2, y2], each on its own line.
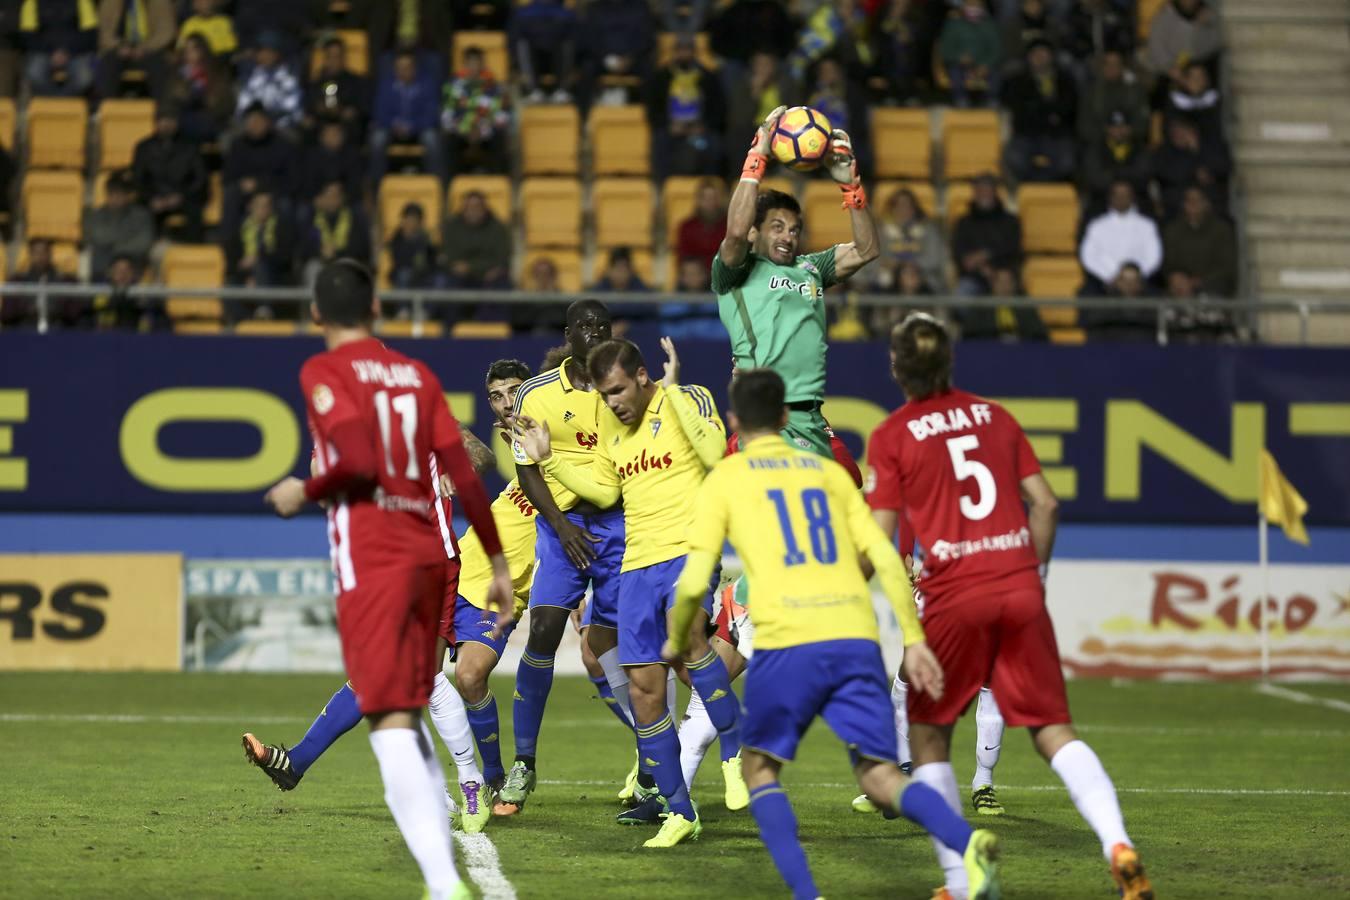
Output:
[1259, 449, 1310, 545]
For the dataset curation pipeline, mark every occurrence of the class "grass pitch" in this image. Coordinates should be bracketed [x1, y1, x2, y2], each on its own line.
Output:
[2, 673, 1347, 899]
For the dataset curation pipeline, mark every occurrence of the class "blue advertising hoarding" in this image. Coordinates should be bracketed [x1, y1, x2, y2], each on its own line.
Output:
[1, 333, 1347, 523]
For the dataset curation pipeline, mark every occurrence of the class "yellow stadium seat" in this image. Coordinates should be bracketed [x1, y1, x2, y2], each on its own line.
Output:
[589, 105, 649, 176]
[15, 239, 78, 275]
[871, 109, 931, 180]
[1018, 184, 1079, 254]
[22, 171, 83, 242]
[521, 105, 580, 175]
[525, 249, 583, 292]
[803, 181, 853, 250]
[521, 178, 582, 248]
[376, 248, 392, 289]
[873, 180, 938, 221]
[380, 174, 443, 242]
[204, 172, 223, 227]
[592, 178, 653, 250]
[452, 321, 512, 339]
[1050, 327, 1087, 344]
[941, 109, 1001, 181]
[236, 320, 299, 336]
[309, 29, 370, 78]
[1023, 256, 1083, 330]
[452, 30, 509, 80]
[447, 175, 512, 224]
[0, 98, 15, 150]
[173, 320, 225, 334]
[28, 97, 87, 169]
[98, 99, 155, 171]
[1137, 0, 1168, 38]
[162, 244, 226, 321]
[378, 319, 445, 338]
[655, 31, 719, 70]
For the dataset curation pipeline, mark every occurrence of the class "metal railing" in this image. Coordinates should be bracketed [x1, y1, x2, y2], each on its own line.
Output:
[3, 282, 1348, 345]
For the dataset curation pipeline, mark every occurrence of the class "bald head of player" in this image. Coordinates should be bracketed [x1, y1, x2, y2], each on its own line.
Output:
[890, 312, 953, 401]
[311, 258, 379, 346]
[563, 299, 613, 366]
[748, 189, 803, 266]
[728, 368, 789, 438]
[587, 338, 658, 426]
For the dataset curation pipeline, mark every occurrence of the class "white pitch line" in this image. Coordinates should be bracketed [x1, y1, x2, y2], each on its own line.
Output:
[0, 712, 309, 724]
[1255, 683, 1350, 715]
[540, 779, 1350, 797]
[454, 832, 517, 900]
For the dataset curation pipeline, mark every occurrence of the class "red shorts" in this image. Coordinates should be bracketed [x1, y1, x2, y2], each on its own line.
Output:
[437, 557, 464, 645]
[907, 585, 1070, 728]
[337, 559, 446, 716]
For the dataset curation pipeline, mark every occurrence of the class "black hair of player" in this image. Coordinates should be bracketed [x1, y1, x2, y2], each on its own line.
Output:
[566, 298, 610, 328]
[729, 368, 787, 432]
[486, 359, 531, 385]
[313, 258, 375, 327]
[539, 344, 570, 373]
[587, 339, 644, 384]
[891, 312, 953, 400]
[753, 190, 802, 229]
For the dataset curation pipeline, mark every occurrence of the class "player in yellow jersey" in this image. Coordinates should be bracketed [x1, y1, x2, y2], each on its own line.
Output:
[664, 369, 1002, 899]
[514, 338, 747, 848]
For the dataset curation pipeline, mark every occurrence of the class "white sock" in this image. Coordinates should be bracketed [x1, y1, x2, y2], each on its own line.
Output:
[890, 676, 911, 766]
[598, 648, 634, 723]
[369, 727, 460, 899]
[666, 666, 677, 722]
[429, 672, 483, 785]
[678, 687, 718, 788]
[912, 762, 968, 900]
[1049, 739, 1131, 859]
[972, 687, 1004, 789]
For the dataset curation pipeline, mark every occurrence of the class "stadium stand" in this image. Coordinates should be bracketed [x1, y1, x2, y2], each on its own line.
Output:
[27, 98, 87, 170]
[22, 171, 83, 242]
[521, 178, 582, 249]
[448, 176, 513, 225]
[379, 175, 443, 243]
[589, 106, 650, 177]
[520, 105, 580, 176]
[871, 109, 931, 180]
[593, 178, 654, 250]
[98, 99, 156, 172]
[940, 109, 1002, 182]
[162, 245, 226, 323]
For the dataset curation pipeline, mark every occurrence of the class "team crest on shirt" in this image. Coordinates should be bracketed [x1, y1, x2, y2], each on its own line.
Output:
[650, 418, 662, 437]
[801, 261, 819, 276]
[312, 384, 335, 415]
[793, 437, 812, 449]
[864, 469, 877, 493]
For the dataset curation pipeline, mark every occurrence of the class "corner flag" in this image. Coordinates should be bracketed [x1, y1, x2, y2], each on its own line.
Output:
[1259, 449, 1309, 545]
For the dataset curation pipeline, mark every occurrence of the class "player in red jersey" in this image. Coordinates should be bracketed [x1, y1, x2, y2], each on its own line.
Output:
[263, 259, 512, 900]
[864, 314, 1153, 900]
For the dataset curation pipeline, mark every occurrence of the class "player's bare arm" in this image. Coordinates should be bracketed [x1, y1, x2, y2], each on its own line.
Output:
[719, 105, 787, 269]
[1020, 472, 1060, 565]
[827, 129, 880, 281]
[460, 424, 496, 477]
[515, 460, 599, 570]
[265, 477, 308, 518]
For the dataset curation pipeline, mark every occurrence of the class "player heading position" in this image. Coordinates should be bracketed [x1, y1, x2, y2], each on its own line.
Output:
[263, 258, 511, 900]
[664, 368, 1000, 899]
[868, 314, 1153, 900]
[714, 106, 877, 464]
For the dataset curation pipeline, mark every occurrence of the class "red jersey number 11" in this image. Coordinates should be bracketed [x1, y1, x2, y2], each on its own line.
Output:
[374, 390, 420, 479]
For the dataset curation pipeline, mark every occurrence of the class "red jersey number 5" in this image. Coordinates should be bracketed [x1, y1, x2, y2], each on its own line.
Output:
[946, 434, 996, 521]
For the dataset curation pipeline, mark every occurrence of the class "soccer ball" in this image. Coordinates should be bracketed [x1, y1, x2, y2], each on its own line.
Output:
[770, 107, 833, 172]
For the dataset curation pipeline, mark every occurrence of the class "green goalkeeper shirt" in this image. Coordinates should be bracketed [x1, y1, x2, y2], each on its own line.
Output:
[712, 247, 838, 404]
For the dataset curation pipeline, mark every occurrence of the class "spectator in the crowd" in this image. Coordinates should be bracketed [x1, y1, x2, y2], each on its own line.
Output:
[511, 0, 578, 103]
[1002, 38, 1077, 183]
[300, 181, 371, 279]
[787, 0, 867, 83]
[875, 186, 945, 292]
[591, 247, 650, 292]
[675, 179, 727, 270]
[725, 51, 797, 176]
[0, 2, 21, 98]
[166, 34, 234, 143]
[1145, 0, 1221, 87]
[1163, 60, 1221, 144]
[388, 201, 440, 289]
[370, 49, 446, 184]
[580, 0, 655, 108]
[223, 103, 294, 221]
[1163, 266, 1236, 341]
[96, 0, 174, 100]
[1151, 116, 1230, 221]
[660, 256, 723, 341]
[84, 169, 155, 278]
[442, 191, 511, 290]
[939, 0, 1002, 108]
[1163, 184, 1237, 298]
[365, 0, 451, 55]
[957, 265, 1048, 341]
[450, 0, 509, 31]
[952, 174, 1022, 295]
[231, 0, 309, 55]
[1000, 0, 1051, 69]
[304, 34, 370, 140]
[807, 57, 870, 163]
[869, 260, 934, 337]
[176, 0, 236, 57]
[1078, 109, 1151, 210]
[520, 255, 569, 333]
[132, 103, 208, 239]
[442, 45, 511, 175]
[4, 238, 80, 328]
[1077, 48, 1148, 146]
[1081, 261, 1158, 340]
[875, 0, 923, 102]
[1061, 0, 1134, 66]
[647, 33, 726, 179]
[0, 137, 14, 231]
[234, 31, 302, 130]
[526, 256, 561, 293]
[92, 255, 163, 331]
[302, 119, 364, 207]
[661, 0, 709, 35]
[707, 0, 795, 69]
[227, 190, 294, 294]
[20, 0, 97, 96]
[1079, 179, 1162, 289]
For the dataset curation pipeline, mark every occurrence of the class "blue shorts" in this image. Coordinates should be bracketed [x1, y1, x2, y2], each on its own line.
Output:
[529, 508, 624, 630]
[451, 595, 516, 660]
[741, 639, 897, 765]
[617, 556, 716, 666]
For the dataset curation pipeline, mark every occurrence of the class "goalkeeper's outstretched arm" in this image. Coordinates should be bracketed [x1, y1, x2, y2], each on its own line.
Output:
[719, 105, 787, 269]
